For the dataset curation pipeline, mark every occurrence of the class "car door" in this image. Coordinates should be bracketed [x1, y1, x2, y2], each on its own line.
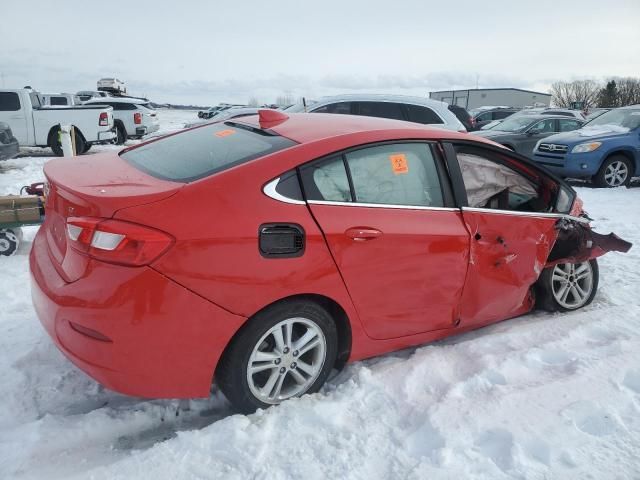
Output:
[443, 143, 561, 326]
[301, 142, 470, 339]
[0, 92, 29, 144]
[519, 118, 557, 155]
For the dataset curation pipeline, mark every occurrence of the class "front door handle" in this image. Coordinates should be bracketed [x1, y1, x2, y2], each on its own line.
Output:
[345, 227, 382, 242]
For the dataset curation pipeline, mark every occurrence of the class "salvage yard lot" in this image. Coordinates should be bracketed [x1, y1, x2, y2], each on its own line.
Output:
[1, 110, 639, 479]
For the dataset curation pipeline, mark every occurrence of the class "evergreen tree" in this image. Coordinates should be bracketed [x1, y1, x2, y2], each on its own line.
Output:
[598, 80, 618, 108]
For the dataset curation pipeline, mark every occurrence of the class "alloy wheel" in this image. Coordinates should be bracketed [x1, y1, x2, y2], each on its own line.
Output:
[246, 317, 327, 404]
[604, 160, 629, 187]
[551, 262, 594, 309]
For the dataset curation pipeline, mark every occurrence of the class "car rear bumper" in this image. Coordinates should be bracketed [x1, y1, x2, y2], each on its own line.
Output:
[30, 228, 246, 398]
[96, 129, 117, 143]
[532, 151, 602, 177]
[0, 139, 19, 160]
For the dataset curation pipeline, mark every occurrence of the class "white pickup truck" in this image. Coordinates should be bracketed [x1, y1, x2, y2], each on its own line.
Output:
[0, 88, 116, 155]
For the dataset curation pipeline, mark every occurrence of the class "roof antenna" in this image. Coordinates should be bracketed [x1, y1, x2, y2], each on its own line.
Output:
[302, 97, 307, 113]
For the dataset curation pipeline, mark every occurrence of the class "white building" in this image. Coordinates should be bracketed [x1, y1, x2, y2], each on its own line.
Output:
[429, 88, 551, 110]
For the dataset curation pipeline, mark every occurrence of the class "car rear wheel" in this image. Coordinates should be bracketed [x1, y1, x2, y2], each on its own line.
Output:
[216, 300, 338, 413]
[0, 229, 20, 256]
[537, 259, 599, 312]
[115, 124, 127, 145]
[594, 155, 632, 188]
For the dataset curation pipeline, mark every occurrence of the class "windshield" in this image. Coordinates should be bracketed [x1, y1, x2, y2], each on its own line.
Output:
[490, 116, 536, 132]
[584, 108, 640, 130]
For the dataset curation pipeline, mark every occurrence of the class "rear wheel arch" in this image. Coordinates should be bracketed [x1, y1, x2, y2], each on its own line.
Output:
[220, 293, 352, 373]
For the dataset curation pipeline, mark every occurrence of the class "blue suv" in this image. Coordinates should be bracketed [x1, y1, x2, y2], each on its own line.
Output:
[532, 105, 640, 187]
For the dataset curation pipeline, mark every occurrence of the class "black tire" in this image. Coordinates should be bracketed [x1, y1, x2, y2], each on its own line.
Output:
[0, 229, 20, 256]
[115, 124, 127, 145]
[48, 127, 85, 156]
[594, 155, 632, 188]
[82, 143, 92, 153]
[536, 259, 599, 312]
[216, 299, 338, 413]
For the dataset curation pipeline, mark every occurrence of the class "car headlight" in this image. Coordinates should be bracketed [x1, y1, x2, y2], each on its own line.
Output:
[571, 142, 602, 153]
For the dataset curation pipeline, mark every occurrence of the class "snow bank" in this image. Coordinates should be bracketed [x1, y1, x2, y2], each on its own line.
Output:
[1, 111, 639, 479]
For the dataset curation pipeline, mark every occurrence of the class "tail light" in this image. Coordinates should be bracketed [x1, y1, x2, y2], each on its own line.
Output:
[134, 112, 142, 124]
[99, 112, 109, 126]
[66, 217, 173, 266]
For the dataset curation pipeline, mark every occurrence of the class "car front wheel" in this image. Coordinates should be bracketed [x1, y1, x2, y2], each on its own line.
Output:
[216, 300, 338, 413]
[594, 155, 632, 188]
[537, 259, 599, 312]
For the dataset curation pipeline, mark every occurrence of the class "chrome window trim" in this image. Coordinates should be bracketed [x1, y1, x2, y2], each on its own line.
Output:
[263, 177, 306, 205]
[462, 207, 590, 223]
[308, 200, 458, 212]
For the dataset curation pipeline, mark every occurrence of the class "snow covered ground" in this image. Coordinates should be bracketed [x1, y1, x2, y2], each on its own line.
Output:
[1, 110, 639, 479]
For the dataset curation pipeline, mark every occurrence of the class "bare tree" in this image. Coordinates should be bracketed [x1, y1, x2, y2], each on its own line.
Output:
[275, 93, 295, 107]
[550, 80, 600, 109]
[615, 77, 640, 106]
[247, 97, 260, 107]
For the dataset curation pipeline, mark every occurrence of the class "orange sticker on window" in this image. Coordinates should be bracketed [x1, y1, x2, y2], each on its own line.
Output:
[389, 154, 408, 174]
[215, 129, 235, 137]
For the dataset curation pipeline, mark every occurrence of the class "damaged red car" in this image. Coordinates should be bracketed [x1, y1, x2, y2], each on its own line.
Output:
[30, 111, 631, 412]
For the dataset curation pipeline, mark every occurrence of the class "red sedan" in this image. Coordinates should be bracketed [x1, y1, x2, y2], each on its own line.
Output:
[30, 110, 630, 412]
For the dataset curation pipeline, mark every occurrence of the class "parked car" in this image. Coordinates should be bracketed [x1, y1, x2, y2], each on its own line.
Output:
[201, 104, 246, 120]
[532, 105, 640, 187]
[586, 108, 610, 121]
[515, 108, 585, 120]
[286, 94, 467, 131]
[185, 107, 262, 128]
[469, 107, 519, 130]
[0, 88, 115, 155]
[448, 104, 475, 131]
[473, 115, 584, 157]
[97, 78, 126, 95]
[42, 93, 83, 107]
[77, 91, 112, 102]
[84, 97, 159, 144]
[31, 110, 629, 412]
[0, 122, 19, 160]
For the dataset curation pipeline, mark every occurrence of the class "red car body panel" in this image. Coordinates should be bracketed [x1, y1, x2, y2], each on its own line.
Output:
[458, 210, 558, 325]
[306, 203, 469, 338]
[29, 113, 626, 399]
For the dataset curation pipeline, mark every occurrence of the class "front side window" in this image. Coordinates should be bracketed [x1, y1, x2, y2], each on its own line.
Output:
[355, 102, 404, 121]
[529, 118, 556, 133]
[493, 110, 514, 120]
[121, 122, 297, 182]
[454, 145, 550, 212]
[559, 119, 582, 132]
[476, 111, 492, 122]
[0, 92, 20, 111]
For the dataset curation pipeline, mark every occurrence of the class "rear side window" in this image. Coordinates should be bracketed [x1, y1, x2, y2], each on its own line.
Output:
[50, 97, 68, 106]
[406, 104, 444, 124]
[301, 143, 444, 207]
[346, 143, 443, 207]
[0, 92, 20, 111]
[121, 122, 297, 182]
[355, 102, 404, 120]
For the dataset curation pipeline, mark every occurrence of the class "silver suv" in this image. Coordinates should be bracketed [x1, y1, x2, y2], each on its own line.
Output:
[286, 94, 467, 132]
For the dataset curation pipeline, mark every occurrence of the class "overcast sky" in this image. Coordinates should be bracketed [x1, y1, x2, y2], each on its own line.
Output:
[2, 0, 639, 106]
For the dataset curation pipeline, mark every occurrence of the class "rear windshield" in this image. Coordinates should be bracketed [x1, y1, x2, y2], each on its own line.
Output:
[120, 122, 297, 182]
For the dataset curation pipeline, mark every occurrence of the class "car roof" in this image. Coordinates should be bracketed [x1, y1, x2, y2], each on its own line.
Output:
[85, 97, 147, 104]
[307, 94, 449, 109]
[235, 112, 476, 145]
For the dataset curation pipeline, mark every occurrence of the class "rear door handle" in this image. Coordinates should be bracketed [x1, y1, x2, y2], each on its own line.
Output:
[345, 227, 382, 241]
